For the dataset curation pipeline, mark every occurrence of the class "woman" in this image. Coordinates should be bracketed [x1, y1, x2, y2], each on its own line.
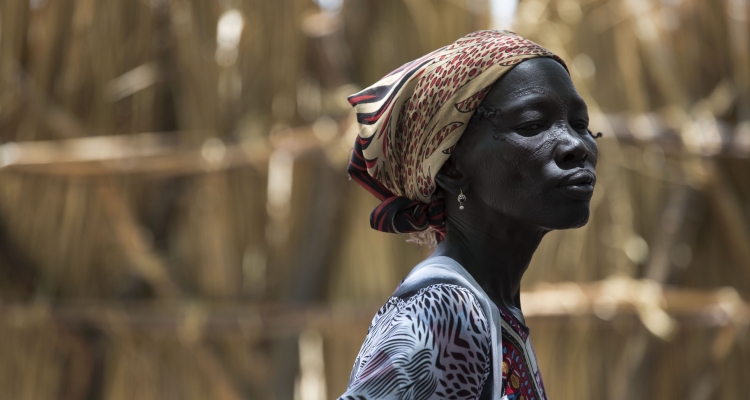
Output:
[340, 31, 599, 400]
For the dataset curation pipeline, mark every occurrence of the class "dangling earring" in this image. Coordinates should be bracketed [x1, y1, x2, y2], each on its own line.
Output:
[458, 189, 466, 210]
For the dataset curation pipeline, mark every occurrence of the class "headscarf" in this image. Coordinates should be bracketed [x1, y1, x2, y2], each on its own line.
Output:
[347, 30, 566, 243]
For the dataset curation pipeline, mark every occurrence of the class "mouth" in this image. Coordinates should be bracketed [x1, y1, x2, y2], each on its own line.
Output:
[558, 170, 596, 199]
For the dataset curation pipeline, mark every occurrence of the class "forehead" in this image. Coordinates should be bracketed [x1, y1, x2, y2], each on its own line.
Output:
[483, 57, 582, 107]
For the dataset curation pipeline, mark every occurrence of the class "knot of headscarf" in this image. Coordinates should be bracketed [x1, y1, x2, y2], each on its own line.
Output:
[347, 30, 566, 243]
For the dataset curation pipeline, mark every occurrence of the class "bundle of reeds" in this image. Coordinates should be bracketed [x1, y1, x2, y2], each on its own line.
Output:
[0, 0, 748, 399]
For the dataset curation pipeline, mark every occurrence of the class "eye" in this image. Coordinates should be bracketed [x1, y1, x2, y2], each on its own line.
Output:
[572, 121, 589, 131]
[518, 122, 544, 131]
[514, 121, 547, 137]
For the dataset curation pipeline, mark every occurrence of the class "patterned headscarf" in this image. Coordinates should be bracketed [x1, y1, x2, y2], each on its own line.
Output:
[347, 30, 566, 242]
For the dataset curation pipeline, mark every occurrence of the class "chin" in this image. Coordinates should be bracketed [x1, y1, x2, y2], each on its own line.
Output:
[567, 212, 590, 229]
[543, 202, 591, 230]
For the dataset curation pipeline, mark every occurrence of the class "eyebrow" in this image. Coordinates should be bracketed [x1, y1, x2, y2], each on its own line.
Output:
[491, 89, 588, 116]
[503, 86, 552, 101]
[497, 93, 558, 115]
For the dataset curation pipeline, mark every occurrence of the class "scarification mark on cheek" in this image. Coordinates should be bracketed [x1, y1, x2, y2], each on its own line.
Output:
[513, 132, 554, 162]
[533, 140, 556, 163]
[581, 136, 599, 165]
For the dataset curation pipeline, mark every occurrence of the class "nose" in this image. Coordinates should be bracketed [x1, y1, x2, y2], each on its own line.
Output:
[555, 125, 589, 168]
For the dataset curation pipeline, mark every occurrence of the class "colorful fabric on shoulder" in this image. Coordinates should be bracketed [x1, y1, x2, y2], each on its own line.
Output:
[497, 307, 548, 400]
[346, 30, 566, 244]
[337, 284, 548, 400]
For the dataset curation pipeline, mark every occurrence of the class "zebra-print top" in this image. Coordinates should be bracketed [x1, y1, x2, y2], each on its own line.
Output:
[338, 284, 547, 400]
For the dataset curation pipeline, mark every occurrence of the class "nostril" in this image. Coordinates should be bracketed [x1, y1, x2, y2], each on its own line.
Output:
[563, 153, 576, 163]
[581, 153, 588, 162]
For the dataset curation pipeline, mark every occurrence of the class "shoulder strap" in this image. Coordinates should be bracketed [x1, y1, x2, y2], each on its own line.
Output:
[392, 260, 471, 297]
[393, 257, 504, 399]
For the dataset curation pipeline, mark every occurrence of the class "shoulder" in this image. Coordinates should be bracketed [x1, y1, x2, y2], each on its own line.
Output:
[341, 284, 491, 400]
[365, 284, 491, 354]
[399, 284, 490, 340]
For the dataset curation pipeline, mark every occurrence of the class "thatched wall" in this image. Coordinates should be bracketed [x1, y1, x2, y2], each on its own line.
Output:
[0, 0, 748, 399]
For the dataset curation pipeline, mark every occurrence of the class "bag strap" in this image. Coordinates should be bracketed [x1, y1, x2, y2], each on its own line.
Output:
[393, 261, 471, 297]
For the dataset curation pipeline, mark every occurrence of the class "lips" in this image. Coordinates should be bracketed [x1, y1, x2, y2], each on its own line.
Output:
[558, 170, 596, 199]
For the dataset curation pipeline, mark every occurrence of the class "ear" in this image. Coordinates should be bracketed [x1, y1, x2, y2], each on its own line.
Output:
[435, 156, 468, 195]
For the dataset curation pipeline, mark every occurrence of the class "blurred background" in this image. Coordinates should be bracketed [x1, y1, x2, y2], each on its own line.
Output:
[0, 0, 749, 399]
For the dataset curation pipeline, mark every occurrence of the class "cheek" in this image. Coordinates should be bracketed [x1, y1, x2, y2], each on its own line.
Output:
[502, 135, 557, 190]
[471, 136, 555, 208]
[587, 140, 599, 167]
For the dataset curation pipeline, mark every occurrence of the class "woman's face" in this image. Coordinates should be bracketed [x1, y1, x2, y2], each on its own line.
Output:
[454, 57, 598, 230]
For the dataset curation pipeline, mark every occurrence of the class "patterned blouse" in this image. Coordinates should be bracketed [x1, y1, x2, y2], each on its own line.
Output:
[338, 284, 547, 400]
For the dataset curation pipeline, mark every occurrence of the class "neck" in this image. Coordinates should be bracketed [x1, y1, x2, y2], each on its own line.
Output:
[430, 200, 547, 317]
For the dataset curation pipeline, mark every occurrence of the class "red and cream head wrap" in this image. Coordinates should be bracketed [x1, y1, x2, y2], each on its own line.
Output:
[347, 30, 566, 243]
